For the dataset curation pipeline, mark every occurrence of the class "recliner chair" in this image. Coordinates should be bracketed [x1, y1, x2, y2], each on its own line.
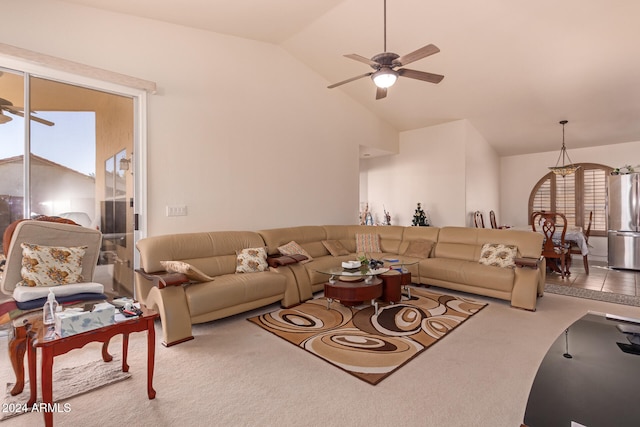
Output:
[1, 219, 106, 309]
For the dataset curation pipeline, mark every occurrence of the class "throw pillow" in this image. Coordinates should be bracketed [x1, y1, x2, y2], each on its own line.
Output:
[355, 233, 382, 254]
[322, 240, 350, 257]
[18, 243, 86, 287]
[403, 239, 435, 259]
[236, 247, 269, 273]
[478, 243, 518, 268]
[160, 260, 215, 282]
[277, 241, 313, 264]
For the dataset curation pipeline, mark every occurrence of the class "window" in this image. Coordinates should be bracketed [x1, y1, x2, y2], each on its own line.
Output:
[528, 163, 612, 236]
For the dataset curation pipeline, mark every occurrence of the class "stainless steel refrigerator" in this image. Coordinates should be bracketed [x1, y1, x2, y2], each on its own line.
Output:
[607, 173, 640, 270]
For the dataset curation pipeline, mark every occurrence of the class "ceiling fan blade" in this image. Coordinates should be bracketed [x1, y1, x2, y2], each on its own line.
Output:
[327, 72, 373, 89]
[398, 68, 444, 84]
[29, 115, 55, 127]
[344, 54, 379, 68]
[376, 87, 387, 100]
[393, 44, 440, 67]
[3, 108, 55, 126]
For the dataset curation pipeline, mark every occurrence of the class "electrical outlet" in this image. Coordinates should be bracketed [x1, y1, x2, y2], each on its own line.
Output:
[166, 205, 187, 216]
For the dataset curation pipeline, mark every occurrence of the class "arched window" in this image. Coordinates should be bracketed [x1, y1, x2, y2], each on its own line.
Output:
[528, 163, 612, 236]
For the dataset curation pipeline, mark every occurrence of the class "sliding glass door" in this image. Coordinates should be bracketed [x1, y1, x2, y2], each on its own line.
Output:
[0, 68, 136, 296]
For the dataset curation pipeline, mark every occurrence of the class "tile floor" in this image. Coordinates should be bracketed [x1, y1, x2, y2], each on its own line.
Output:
[546, 257, 640, 296]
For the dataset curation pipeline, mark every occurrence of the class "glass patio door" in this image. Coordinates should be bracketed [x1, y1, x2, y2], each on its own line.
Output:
[0, 68, 136, 296]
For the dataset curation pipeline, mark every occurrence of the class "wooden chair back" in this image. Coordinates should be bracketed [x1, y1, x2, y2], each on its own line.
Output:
[584, 211, 593, 243]
[531, 211, 569, 277]
[569, 210, 593, 274]
[474, 211, 485, 228]
[489, 210, 498, 229]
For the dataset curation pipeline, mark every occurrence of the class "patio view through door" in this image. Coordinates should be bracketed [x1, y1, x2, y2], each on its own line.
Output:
[0, 68, 136, 296]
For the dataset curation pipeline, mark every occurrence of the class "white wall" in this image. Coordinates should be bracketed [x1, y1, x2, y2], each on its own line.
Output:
[464, 121, 500, 227]
[361, 120, 499, 227]
[1, 0, 398, 235]
[500, 139, 640, 261]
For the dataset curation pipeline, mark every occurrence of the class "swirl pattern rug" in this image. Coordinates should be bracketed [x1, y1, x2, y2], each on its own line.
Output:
[248, 288, 487, 385]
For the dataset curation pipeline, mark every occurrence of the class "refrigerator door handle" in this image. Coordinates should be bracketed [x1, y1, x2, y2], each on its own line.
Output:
[635, 174, 640, 232]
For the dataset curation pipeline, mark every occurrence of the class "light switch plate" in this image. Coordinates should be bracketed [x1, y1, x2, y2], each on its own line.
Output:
[166, 205, 187, 216]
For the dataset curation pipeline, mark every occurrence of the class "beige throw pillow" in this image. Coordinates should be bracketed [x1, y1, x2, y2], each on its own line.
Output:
[355, 233, 382, 254]
[478, 243, 518, 268]
[322, 240, 350, 257]
[18, 243, 86, 287]
[236, 247, 269, 273]
[403, 239, 435, 259]
[160, 260, 215, 282]
[277, 241, 313, 264]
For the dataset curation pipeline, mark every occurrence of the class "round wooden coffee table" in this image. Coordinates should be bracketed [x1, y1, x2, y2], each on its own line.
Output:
[324, 277, 383, 313]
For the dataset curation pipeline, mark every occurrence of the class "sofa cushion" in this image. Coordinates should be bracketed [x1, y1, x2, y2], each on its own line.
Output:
[235, 247, 269, 273]
[322, 240, 350, 256]
[185, 272, 287, 317]
[160, 260, 215, 282]
[18, 243, 86, 287]
[478, 243, 518, 268]
[421, 258, 515, 293]
[355, 233, 381, 254]
[277, 241, 313, 263]
[403, 239, 434, 259]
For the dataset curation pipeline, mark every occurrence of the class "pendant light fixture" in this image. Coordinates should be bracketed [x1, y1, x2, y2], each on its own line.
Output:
[549, 120, 580, 177]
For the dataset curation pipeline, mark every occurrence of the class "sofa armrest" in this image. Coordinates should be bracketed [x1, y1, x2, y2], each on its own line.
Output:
[514, 256, 542, 269]
[135, 268, 189, 289]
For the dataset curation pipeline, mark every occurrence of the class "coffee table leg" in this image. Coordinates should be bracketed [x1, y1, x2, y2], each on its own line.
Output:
[146, 320, 156, 399]
[101, 338, 113, 363]
[27, 335, 37, 406]
[122, 333, 130, 372]
[41, 347, 54, 427]
[9, 325, 27, 396]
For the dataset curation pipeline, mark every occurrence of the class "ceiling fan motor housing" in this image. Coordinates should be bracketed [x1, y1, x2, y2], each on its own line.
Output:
[371, 52, 400, 69]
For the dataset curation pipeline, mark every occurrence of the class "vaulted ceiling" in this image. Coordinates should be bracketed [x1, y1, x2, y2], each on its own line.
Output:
[60, 0, 640, 156]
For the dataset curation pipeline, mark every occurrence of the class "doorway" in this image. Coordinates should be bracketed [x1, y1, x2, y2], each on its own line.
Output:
[0, 67, 137, 296]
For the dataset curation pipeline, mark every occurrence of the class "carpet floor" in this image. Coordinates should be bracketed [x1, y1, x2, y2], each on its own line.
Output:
[1, 356, 130, 421]
[1, 286, 640, 426]
[248, 288, 487, 384]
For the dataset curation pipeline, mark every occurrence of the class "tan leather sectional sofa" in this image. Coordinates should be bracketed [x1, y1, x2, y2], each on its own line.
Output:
[136, 225, 545, 346]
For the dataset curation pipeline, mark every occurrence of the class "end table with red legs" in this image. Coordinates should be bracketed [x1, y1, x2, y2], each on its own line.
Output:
[25, 305, 159, 427]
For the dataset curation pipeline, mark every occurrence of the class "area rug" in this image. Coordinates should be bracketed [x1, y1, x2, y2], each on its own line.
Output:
[248, 287, 487, 385]
[0, 356, 131, 420]
[545, 283, 640, 307]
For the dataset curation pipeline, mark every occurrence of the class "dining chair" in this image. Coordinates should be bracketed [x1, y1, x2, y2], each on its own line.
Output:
[531, 211, 570, 277]
[570, 211, 592, 274]
[474, 211, 485, 228]
[489, 211, 498, 229]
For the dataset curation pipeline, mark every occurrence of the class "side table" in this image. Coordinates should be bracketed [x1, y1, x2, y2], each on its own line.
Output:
[26, 305, 159, 427]
[379, 270, 402, 303]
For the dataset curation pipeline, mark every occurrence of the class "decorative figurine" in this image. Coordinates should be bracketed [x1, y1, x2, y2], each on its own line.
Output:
[412, 202, 429, 227]
[383, 206, 391, 226]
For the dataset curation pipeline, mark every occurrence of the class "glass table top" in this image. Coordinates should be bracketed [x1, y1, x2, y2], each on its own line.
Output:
[524, 311, 640, 427]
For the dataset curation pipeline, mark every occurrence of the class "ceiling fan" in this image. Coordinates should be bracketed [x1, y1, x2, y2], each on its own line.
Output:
[327, 0, 444, 100]
[0, 97, 55, 126]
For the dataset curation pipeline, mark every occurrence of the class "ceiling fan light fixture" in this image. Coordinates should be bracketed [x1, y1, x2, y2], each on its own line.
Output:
[372, 68, 398, 88]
